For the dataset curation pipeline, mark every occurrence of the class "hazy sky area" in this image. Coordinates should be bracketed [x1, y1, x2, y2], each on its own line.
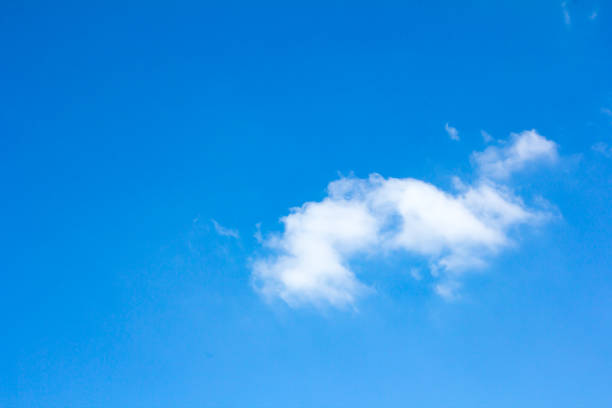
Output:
[2, 1, 612, 407]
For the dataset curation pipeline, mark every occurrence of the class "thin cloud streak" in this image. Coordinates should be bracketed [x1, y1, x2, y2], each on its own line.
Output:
[212, 219, 240, 239]
[561, 1, 571, 25]
[481, 130, 493, 143]
[445, 123, 459, 141]
[592, 142, 612, 158]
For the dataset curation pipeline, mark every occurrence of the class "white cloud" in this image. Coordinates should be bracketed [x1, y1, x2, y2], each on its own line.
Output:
[445, 123, 460, 141]
[589, 11, 598, 20]
[472, 130, 558, 180]
[252, 197, 377, 307]
[211, 219, 240, 239]
[561, 1, 571, 25]
[252, 130, 559, 307]
[481, 130, 493, 143]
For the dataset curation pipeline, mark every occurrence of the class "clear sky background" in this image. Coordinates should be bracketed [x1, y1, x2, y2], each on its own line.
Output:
[2, 1, 612, 407]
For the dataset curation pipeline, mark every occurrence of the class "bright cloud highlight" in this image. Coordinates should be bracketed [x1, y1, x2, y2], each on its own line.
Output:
[472, 130, 558, 180]
[252, 130, 559, 307]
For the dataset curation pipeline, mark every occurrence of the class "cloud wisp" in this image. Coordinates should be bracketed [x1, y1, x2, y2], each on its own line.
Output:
[592, 142, 612, 158]
[561, 1, 571, 25]
[445, 123, 460, 141]
[212, 219, 240, 239]
[481, 130, 493, 143]
[252, 130, 559, 307]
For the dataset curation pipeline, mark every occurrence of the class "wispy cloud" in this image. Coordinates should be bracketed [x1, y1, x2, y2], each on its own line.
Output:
[211, 219, 240, 239]
[445, 123, 459, 141]
[589, 10, 598, 20]
[481, 130, 493, 143]
[561, 1, 571, 25]
[252, 130, 559, 307]
[254, 222, 264, 243]
[592, 142, 612, 158]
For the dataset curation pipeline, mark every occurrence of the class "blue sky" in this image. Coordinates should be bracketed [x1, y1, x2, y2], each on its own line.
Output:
[2, 1, 612, 406]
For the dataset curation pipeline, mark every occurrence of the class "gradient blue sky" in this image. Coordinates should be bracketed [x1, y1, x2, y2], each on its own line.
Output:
[2, 1, 612, 407]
